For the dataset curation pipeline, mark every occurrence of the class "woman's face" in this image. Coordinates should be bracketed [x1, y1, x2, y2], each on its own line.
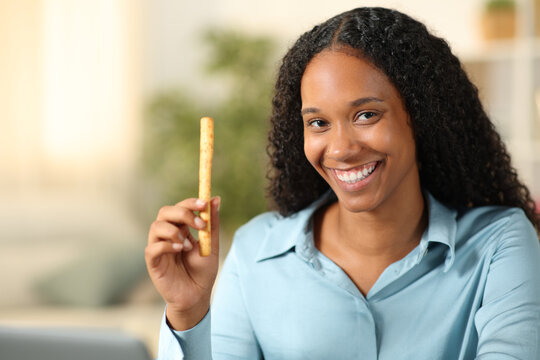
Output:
[300, 49, 421, 214]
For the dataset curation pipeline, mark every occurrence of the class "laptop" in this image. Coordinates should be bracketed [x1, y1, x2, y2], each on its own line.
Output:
[0, 326, 152, 360]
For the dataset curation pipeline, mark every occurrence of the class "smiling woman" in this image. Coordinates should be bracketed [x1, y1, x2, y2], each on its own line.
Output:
[301, 50, 420, 215]
[300, 50, 426, 295]
[146, 7, 540, 360]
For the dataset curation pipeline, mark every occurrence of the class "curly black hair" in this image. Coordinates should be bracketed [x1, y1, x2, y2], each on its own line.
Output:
[267, 7, 540, 233]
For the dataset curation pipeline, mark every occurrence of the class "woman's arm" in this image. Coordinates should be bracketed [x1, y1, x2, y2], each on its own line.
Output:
[474, 210, 540, 359]
[211, 239, 262, 359]
[156, 230, 262, 360]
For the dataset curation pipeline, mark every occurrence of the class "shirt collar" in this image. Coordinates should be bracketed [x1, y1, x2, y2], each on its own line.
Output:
[254, 191, 334, 262]
[421, 192, 457, 271]
[255, 191, 457, 271]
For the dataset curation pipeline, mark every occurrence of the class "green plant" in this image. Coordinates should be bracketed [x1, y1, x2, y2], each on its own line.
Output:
[141, 29, 277, 235]
[485, 0, 516, 11]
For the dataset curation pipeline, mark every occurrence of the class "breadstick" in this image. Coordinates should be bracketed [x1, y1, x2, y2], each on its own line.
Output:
[198, 117, 214, 256]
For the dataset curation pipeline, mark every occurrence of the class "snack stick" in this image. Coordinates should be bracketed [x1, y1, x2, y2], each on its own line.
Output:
[198, 117, 214, 256]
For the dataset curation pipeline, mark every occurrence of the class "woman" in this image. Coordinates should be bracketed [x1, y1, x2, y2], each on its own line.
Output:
[145, 7, 540, 359]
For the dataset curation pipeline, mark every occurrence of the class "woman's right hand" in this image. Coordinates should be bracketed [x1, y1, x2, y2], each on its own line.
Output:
[145, 197, 221, 331]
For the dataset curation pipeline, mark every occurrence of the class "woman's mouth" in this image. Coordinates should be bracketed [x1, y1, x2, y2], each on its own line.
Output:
[332, 161, 379, 184]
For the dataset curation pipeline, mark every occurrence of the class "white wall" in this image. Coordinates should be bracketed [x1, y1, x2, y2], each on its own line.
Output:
[142, 0, 487, 94]
[0, 0, 144, 306]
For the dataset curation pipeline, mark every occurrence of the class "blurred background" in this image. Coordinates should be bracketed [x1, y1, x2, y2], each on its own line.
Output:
[1, 0, 539, 357]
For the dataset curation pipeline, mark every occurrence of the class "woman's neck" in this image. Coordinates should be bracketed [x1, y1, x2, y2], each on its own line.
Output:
[317, 187, 427, 264]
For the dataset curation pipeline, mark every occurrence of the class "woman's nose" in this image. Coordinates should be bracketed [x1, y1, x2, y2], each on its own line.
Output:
[326, 124, 360, 160]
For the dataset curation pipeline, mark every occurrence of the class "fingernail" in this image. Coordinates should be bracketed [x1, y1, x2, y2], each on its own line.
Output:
[196, 199, 206, 207]
[194, 217, 205, 228]
[183, 238, 192, 251]
[172, 243, 182, 250]
[216, 196, 221, 211]
[178, 233, 185, 241]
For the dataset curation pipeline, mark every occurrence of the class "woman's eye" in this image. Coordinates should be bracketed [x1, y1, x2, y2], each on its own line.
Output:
[356, 111, 379, 123]
[308, 119, 327, 128]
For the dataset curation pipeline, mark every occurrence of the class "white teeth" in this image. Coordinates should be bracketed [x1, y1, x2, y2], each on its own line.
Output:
[335, 163, 377, 184]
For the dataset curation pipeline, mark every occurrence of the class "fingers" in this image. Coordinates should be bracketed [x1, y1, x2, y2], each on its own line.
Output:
[179, 233, 194, 251]
[156, 198, 208, 230]
[147, 196, 221, 260]
[145, 240, 182, 268]
[145, 219, 196, 269]
[150, 198, 207, 241]
[148, 220, 191, 244]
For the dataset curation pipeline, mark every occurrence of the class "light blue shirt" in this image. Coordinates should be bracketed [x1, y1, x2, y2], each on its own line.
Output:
[157, 192, 540, 359]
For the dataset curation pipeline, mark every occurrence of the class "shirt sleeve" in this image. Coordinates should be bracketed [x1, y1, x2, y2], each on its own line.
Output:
[211, 238, 263, 359]
[474, 210, 540, 359]
[156, 307, 212, 360]
[156, 237, 262, 360]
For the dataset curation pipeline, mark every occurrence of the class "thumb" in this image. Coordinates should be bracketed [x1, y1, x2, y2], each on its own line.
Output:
[210, 196, 221, 256]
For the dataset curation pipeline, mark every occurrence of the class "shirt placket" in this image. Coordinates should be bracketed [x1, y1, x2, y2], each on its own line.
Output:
[296, 233, 379, 359]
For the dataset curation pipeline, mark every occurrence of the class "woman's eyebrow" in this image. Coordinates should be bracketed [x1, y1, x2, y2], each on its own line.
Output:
[350, 97, 384, 107]
[301, 107, 320, 116]
[301, 97, 384, 116]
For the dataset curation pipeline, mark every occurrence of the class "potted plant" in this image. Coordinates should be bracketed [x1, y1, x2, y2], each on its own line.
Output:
[481, 0, 517, 40]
